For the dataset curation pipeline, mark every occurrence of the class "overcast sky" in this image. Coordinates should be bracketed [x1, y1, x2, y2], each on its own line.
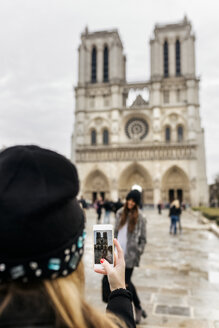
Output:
[0, 0, 218, 184]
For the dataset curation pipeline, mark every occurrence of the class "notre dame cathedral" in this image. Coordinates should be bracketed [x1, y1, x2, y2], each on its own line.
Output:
[71, 17, 208, 207]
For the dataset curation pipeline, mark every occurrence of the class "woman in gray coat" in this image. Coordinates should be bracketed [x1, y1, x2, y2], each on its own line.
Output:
[115, 189, 147, 324]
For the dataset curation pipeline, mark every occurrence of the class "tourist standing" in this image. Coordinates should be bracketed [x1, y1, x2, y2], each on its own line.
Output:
[80, 195, 88, 210]
[103, 199, 112, 224]
[169, 199, 181, 235]
[96, 196, 103, 224]
[115, 189, 147, 324]
[112, 198, 123, 216]
[157, 201, 162, 214]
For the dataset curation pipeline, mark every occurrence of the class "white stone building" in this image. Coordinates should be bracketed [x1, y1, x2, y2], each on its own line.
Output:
[71, 17, 208, 206]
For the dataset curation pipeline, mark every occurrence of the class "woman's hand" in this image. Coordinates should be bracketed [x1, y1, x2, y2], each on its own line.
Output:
[94, 238, 126, 291]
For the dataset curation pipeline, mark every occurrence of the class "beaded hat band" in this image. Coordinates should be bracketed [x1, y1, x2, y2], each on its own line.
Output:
[0, 222, 86, 284]
[0, 145, 86, 284]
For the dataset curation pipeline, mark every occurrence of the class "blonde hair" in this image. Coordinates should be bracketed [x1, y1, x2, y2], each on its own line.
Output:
[0, 261, 125, 328]
[170, 199, 180, 208]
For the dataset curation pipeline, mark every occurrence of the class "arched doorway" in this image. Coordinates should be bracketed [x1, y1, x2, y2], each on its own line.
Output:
[161, 166, 190, 204]
[83, 170, 110, 203]
[118, 163, 153, 205]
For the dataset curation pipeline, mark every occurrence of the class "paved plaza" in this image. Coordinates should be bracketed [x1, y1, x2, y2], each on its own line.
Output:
[84, 208, 219, 328]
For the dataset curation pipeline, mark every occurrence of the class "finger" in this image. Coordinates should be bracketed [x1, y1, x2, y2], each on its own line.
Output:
[113, 251, 118, 267]
[94, 268, 107, 275]
[113, 238, 124, 260]
[101, 258, 112, 274]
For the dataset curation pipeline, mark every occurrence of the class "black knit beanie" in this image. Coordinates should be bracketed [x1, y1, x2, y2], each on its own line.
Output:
[126, 189, 141, 206]
[0, 145, 85, 283]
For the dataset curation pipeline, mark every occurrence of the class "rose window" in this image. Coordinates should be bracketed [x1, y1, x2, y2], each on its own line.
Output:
[125, 118, 148, 140]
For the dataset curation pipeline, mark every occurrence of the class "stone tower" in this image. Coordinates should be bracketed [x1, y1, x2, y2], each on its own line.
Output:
[72, 18, 208, 206]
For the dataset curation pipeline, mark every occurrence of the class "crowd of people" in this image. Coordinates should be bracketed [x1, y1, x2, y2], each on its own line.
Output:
[0, 145, 185, 327]
[79, 196, 123, 225]
[82, 195, 184, 237]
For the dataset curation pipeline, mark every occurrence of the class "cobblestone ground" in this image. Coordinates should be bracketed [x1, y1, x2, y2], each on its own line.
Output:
[84, 208, 219, 328]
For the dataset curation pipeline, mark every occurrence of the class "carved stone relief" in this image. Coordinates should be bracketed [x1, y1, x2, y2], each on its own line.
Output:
[95, 117, 103, 125]
[91, 176, 106, 190]
[84, 171, 110, 194]
[128, 172, 145, 187]
[76, 144, 197, 162]
[170, 114, 178, 122]
[161, 166, 190, 203]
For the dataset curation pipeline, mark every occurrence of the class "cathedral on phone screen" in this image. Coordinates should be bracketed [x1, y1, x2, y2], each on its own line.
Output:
[94, 230, 113, 264]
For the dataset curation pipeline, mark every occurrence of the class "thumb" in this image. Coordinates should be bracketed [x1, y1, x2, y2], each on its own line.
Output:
[101, 259, 112, 274]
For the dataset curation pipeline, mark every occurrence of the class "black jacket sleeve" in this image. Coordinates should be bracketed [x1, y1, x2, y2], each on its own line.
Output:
[106, 289, 136, 328]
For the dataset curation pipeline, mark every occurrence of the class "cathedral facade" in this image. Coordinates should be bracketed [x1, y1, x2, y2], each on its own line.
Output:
[71, 17, 208, 206]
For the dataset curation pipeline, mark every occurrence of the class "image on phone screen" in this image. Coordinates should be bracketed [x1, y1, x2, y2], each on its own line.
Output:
[94, 230, 113, 264]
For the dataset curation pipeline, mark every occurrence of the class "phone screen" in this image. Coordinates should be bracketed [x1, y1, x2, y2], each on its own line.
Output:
[94, 229, 113, 264]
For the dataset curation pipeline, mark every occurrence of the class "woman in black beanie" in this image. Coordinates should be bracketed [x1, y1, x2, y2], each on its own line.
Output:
[0, 145, 135, 328]
[115, 189, 147, 324]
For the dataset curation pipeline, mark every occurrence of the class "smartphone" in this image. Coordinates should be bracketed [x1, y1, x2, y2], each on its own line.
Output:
[93, 224, 114, 269]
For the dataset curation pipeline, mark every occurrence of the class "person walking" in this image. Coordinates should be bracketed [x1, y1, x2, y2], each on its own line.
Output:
[115, 189, 147, 324]
[169, 199, 182, 235]
[0, 145, 135, 328]
[103, 199, 112, 224]
[96, 196, 103, 224]
[79, 195, 88, 210]
[178, 203, 183, 233]
[113, 198, 123, 214]
[157, 201, 162, 214]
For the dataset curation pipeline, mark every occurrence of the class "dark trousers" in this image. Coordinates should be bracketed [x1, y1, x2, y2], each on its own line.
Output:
[97, 211, 101, 223]
[170, 215, 178, 234]
[125, 268, 141, 309]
